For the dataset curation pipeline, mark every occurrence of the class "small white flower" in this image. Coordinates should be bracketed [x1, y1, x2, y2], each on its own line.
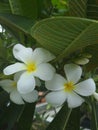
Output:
[45, 64, 96, 108]
[3, 44, 55, 94]
[0, 73, 38, 105]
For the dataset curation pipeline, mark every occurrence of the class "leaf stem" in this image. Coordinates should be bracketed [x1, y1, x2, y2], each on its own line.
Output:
[63, 108, 72, 130]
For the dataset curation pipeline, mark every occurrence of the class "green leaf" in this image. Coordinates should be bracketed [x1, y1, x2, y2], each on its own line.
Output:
[0, 13, 34, 35]
[8, 0, 52, 19]
[8, 0, 38, 19]
[65, 108, 80, 130]
[87, 4, 98, 20]
[0, 2, 11, 13]
[31, 17, 98, 61]
[66, 0, 98, 20]
[0, 13, 35, 41]
[46, 104, 80, 130]
[17, 103, 36, 130]
[0, 103, 23, 130]
[0, 91, 9, 107]
[0, 102, 36, 130]
[90, 97, 98, 130]
[67, 0, 87, 17]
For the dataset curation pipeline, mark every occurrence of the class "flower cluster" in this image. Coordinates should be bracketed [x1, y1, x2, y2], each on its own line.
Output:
[0, 44, 97, 108]
[0, 44, 56, 104]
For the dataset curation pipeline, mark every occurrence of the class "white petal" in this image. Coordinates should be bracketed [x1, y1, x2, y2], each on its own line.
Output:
[93, 92, 98, 101]
[67, 92, 84, 108]
[14, 71, 23, 82]
[46, 90, 67, 107]
[35, 78, 41, 87]
[33, 63, 55, 81]
[64, 64, 82, 84]
[13, 44, 26, 60]
[45, 74, 67, 91]
[21, 90, 38, 103]
[3, 63, 26, 75]
[74, 78, 96, 96]
[10, 90, 24, 104]
[0, 80, 15, 93]
[17, 72, 35, 94]
[15, 48, 34, 64]
[32, 48, 55, 65]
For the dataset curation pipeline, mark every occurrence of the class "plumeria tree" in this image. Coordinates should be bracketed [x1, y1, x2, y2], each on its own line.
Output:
[0, 0, 98, 130]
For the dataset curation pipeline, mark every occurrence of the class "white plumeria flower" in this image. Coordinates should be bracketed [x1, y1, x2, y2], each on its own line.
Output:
[3, 44, 55, 94]
[45, 64, 96, 108]
[0, 73, 38, 105]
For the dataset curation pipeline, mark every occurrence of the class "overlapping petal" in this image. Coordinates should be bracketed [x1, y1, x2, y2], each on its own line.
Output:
[74, 78, 96, 96]
[14, 48, 34, 64]
[45, 74, 67, 90]
[0, 80, 15, 93]
[14, 71, 23, 81]
[3, 63, 26, 75]
[67, 92, 84, 108]
[35, 78, 41, 87]
[32, 48, 55, 65]
[33, 63, 55, 81]
[64, 64, 82, 84]
[17, 72, 35, 94]
[46, 90, 66, 107]
[13, 44, 26, 60]
[21, 90, 38, 103]
[10, 90, 24, 104]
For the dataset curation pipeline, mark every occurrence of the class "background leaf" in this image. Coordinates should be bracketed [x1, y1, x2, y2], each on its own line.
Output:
[0, 103, 23, 130]
[66, 0, 98, 20]
[31, 17, 98, 61]
[0, 102, 36, 130]
[67, 0, 88, 18]
[0, 13, 35, 42]
[8, 0, 53, 19]
[8, 0, 38, 19]
[0, 2, 11, 13]
[17, 103, 36, 130]
[46, 104, 80, 130]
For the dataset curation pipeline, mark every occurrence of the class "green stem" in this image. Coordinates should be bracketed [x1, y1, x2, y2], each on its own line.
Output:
[63, 108, 72, 130]
[91, 96, 98, 130]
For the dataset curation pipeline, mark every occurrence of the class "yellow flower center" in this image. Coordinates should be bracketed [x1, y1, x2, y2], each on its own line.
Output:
[64, 82, 75, 92]
[27, 63, 36, 72]
[12, 82, 17, 87]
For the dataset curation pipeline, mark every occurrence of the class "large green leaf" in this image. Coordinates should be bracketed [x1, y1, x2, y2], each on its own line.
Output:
[46, 104, 80, 130]
[31, 17, 98, 61]
[0, 103, 23, 130]
[0, 102, 36, 130]
[17, 103, 36, 130]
